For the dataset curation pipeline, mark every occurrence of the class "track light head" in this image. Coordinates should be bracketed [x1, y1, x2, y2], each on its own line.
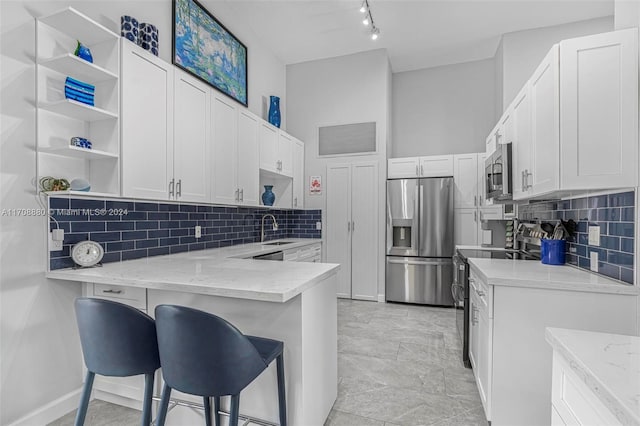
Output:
[362, 16, 369, 26]
[371, 28, 380, 40]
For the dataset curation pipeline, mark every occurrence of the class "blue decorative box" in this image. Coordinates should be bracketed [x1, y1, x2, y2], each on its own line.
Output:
[64, 76, 95, 106]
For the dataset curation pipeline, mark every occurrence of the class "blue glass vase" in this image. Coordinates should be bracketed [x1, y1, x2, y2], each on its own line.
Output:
[262, 185, 276, 206]
[268, 96, 281, 128]
[74, 40, 93, 63]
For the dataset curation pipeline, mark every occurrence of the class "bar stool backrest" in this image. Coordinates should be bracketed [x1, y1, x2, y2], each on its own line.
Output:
[155, 304, 267, 397]
[74, 298, 160, 376]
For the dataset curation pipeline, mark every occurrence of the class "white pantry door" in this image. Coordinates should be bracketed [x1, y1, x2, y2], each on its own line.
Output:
[326, 163, 352, 298]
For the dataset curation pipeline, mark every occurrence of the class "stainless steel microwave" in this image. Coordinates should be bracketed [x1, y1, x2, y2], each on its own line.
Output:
[485, 142, 513, 202]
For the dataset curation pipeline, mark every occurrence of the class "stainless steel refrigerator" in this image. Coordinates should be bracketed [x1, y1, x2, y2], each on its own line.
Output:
[386, 177, 454, 306]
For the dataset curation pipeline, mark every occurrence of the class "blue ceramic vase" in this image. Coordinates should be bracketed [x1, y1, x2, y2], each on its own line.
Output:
[262, 185, 276, 206]
[74, 41, 93, 63]
[268, 96, 281, 128]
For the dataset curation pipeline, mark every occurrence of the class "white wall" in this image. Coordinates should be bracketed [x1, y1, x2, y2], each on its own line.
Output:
[0, 1, 285, 424]
[500, 16, 614, 110]
[391, 58, 496, 157]
[286, 49, 390, 298]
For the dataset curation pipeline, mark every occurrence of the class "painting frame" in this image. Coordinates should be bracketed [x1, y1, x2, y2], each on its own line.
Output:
[172, 0, 248, 106]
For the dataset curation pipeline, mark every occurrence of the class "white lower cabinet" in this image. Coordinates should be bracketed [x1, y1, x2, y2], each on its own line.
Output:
[550, 352, 621, 426]
[467, 268, 637, 425]
[326, 161, 378, 301]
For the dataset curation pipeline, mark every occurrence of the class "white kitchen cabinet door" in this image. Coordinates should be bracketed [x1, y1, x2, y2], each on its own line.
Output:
[469, 289, 479, 371]
[278, 131, 294, 177]
[511, 84, 532, 200]
[454, 209, 478, 246]
[388, 157, 419, 179]
[174, 69, 210, 203]
[420, 155, 454, 177]
[121, 43, 174, 200]
[259, 122, 279, 174]
[453, 154, 479, 208]
[211, 95, 238, 205]
[326, 163, 352, 298]
[350, 162, 378, 301]
[292, 139, 304, 208]
[560, 28, 638, 190]
[237, 109, 260, 206]
[529, 45, 560, 197]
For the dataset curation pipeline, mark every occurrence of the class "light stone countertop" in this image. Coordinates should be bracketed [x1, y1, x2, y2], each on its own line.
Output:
[468, 258, 639, 295]
[46, 239, 340, 303]
[545, 327, 640, 425]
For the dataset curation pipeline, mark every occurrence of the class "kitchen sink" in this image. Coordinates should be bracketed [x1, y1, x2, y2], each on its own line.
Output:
[262, 241, 294, 246]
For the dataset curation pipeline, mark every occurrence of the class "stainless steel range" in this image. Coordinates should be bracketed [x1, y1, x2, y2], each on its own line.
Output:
[452, 248, 539, 368]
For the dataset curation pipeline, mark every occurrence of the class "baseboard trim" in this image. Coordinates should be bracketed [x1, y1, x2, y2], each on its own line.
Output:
[378, 294, 385, 303]
[8, 388, 82, 426]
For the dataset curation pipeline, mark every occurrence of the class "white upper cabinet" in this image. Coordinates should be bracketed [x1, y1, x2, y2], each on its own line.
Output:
[388, 157, 420, 178]
[211, 95, 238, 205]
[278, 132, 294, 177]
[453, 153, 479, 208]
[259, 122, 294, 178]
[388, 155, 453, 179]
[121, 42, 174, 200]
[511, 84, 532, 200]
[292, 138, 304, 208]
[420, 155, 454, 177]
[560, 28, 638, 190]
[529, 44, 560, 197]
[237, 109, 260, 206]
[174, 69, 211, 203]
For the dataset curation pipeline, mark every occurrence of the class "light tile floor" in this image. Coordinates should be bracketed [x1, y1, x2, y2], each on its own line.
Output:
[49, 300, 486, 426]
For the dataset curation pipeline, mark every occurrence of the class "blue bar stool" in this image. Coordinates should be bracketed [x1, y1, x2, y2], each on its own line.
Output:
[74, 298, 160, 426]
[154, 305, 287, 426]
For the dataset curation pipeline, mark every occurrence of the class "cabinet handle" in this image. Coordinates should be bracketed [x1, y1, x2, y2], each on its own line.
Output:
[479, 195, 482, 206]
[352, 221, 355, 232]
[176, 179, 182, 197]
[474, 211, 477, 222]
[102, 289, 122, 294]
[479, 211, 483, 222]
[235, 188, 239, 202]
[169, 178, 175, 198]
[521, 170, 526, 192]
[477, 289, 486, 297]
[416, 165, 419, 176]
[347, 222, 351, 232]
[240, 188, 244, 202]
[294, 197, 297, 207]
[472, 306, 478, 325]
[474, 195, 477, 206]
[526, 170, 533, 190]
[421, 165, 424, 175]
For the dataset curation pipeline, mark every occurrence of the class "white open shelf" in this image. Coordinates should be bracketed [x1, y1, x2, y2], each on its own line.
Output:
[39, 145, 118, 160]
[45, 190, 119, 198]
[38, 7, 118, 46]
[39, 99, 117, 121]
[39, 54, 117, 83]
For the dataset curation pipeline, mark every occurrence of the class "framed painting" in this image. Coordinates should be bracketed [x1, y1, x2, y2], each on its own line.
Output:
[173, 0, 248, 106]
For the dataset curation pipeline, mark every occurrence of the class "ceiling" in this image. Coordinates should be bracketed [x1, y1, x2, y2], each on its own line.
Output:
[221, 0, 613, 72]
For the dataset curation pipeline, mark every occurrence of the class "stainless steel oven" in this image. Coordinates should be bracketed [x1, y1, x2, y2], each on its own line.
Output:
[485, 142, 513, 203]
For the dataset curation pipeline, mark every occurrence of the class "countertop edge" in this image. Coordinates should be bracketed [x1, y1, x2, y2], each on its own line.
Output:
[468, 261, 639, 295]
[545, 328, 640, 426]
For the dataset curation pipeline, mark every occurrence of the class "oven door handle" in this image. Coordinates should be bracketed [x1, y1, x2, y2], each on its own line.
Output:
[387, 259, 450, 266]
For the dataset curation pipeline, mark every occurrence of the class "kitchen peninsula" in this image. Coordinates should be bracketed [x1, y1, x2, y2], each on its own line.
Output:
[47, 240, 340, 425]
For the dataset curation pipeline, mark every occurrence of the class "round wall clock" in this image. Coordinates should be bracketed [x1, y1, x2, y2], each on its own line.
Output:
[71, 240, 104, 268]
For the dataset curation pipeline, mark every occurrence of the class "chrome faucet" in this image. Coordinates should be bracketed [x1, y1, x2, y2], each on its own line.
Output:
[261, 214, 278, 242]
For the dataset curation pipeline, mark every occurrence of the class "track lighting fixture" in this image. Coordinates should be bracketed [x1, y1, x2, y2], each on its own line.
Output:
[358, 0, 380, 41]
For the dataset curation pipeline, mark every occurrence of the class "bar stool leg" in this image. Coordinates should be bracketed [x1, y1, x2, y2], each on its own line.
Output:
[155, 383, 172, 426]
[213, 396, 221, 426]
[141, 373, 154, 426]
[276, 353, 287, 426]
[74, 371, 95, 426]
[229, 394, 240, 426]
[203, 396, 212, 426]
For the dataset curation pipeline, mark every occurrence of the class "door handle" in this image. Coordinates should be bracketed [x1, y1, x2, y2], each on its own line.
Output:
[176, 179, 182, 197]
[387, 259, 451, 266]
[169, 178, 175, 198]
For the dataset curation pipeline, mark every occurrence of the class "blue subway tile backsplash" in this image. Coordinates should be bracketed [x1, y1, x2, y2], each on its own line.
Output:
[518, 191, 635, 284]
[49, 197, 322, 270]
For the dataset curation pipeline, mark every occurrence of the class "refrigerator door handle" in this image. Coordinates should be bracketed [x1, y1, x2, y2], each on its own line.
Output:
[387, 259, 451, 266]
